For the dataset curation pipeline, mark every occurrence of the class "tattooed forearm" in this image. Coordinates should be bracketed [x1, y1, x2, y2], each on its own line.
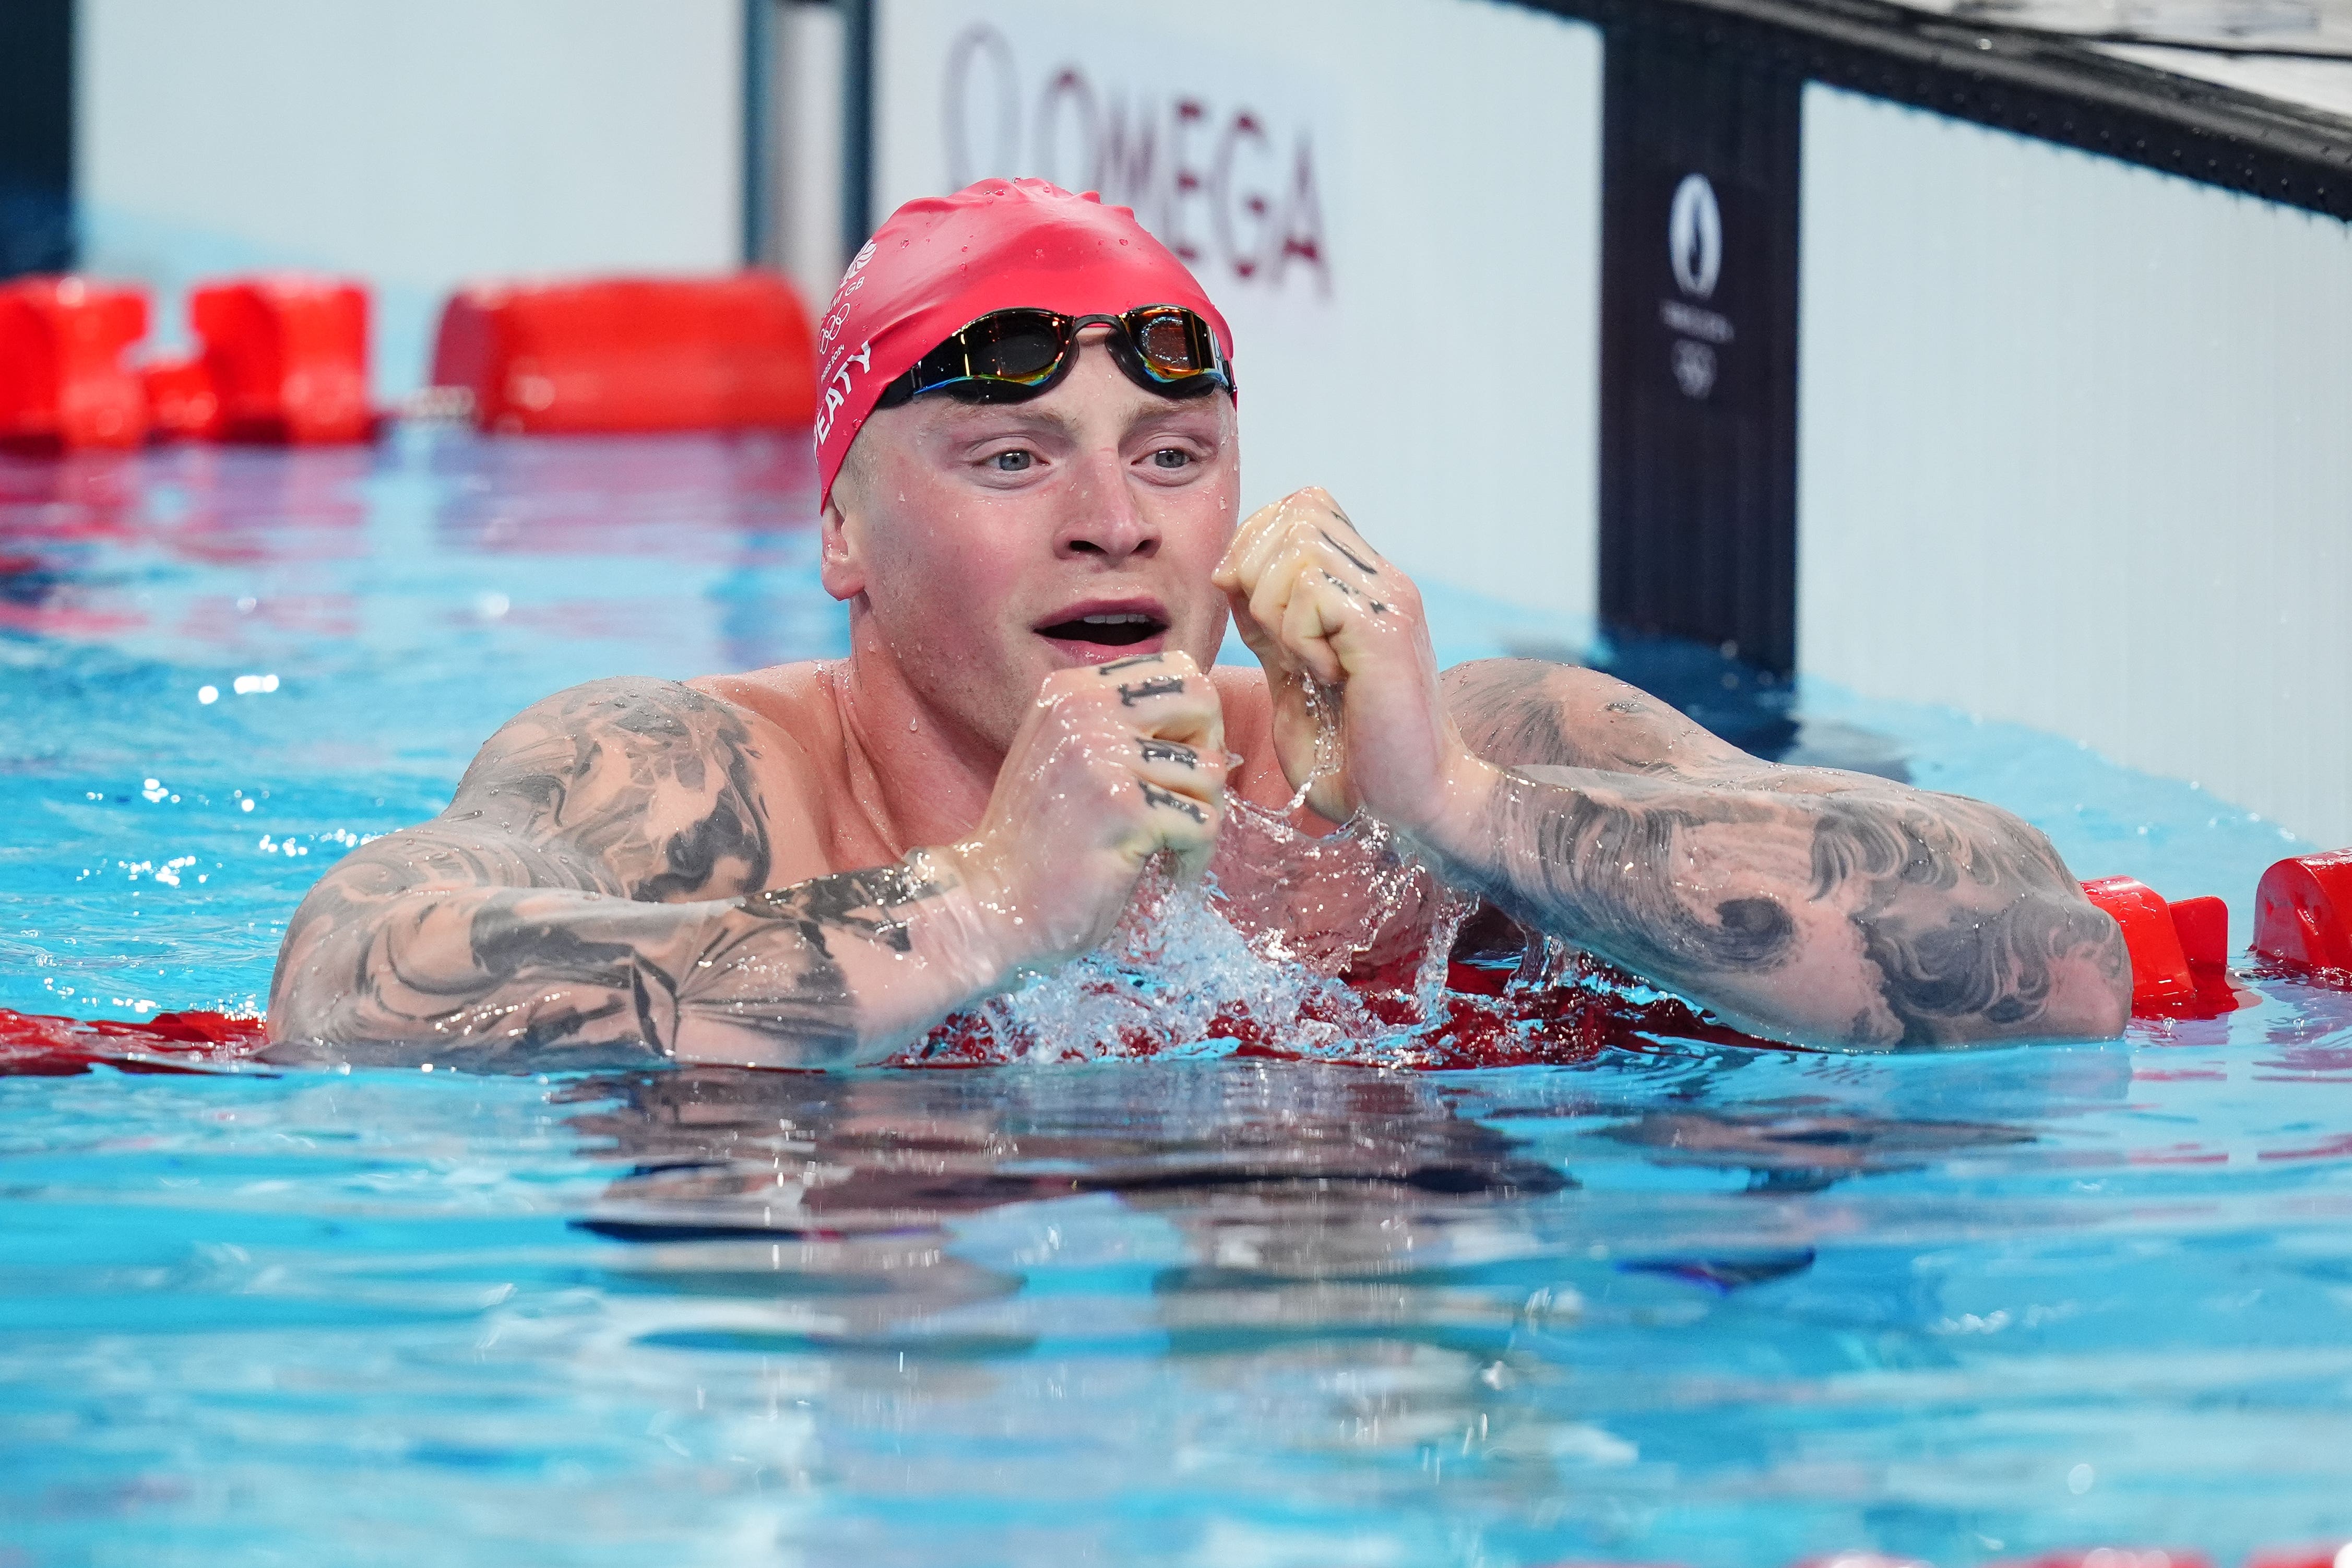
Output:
[266, 679, 1000, 1068]
[667, 858, 960, 1064]
[270, 846, 970, 1067]
[1428, 659, 2130, 1046]
[1472, 774, 1799, 982]
[1808, 798, 2125, 1040]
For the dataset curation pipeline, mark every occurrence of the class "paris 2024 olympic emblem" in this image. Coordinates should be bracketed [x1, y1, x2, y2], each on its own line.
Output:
[1662, 171, 1731, 401]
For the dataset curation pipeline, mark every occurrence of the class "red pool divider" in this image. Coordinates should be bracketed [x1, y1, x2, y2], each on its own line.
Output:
[2080, 876, 2241, 1017]
[0, 272, 373, 449]
[0, 276, 151, 452]
[0, 1007, 267, 1076]
[2243, 1547, 2352, 1568]
[1527, 1547, 2332, 1568]
[175, 275, 374, 444]
[2253, 849, 2352, 982]
[428, 272, 817, 436]
[139, 353, 222, 442]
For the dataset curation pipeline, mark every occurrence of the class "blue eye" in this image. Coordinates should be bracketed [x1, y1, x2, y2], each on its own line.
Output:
[990, 450, 1034, 473]
[1150, 448, 1190, 470]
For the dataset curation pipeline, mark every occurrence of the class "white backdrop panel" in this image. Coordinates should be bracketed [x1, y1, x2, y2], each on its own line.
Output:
[1799, 84, 2352, 849]
[869, 0, 1602, 620]
[78, 0, 744, 398]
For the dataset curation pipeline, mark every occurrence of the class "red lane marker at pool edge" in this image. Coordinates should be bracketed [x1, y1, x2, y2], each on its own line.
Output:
[0, 1008, 267, 1077]
[1988, 1551, 2210, 1568]
[429, 273, 816, 436]
[2253, 849, 2352, 985]
[140, 352, 221, 441]
[0, 276, 151, 452]
[183, 275, 374, 445]
[2079, 877, 2244, 1018]
[2243, 1543, 2352, 1568]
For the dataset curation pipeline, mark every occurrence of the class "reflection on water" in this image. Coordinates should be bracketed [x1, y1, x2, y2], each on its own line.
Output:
[571, 1064, 1572, 1368]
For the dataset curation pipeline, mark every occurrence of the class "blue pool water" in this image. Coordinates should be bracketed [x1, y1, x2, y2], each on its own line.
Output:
[4, 431, 2349, 1566]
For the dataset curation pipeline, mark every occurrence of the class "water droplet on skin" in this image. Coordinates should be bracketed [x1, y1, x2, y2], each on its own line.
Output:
[908, 717, 918, 732]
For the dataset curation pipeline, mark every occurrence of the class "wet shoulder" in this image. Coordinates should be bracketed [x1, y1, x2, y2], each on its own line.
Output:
[690, 661, 838, 749]
[686, 662, 845, 877]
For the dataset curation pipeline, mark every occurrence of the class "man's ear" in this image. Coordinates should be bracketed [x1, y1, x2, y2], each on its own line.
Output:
[818, 482, 865, 603]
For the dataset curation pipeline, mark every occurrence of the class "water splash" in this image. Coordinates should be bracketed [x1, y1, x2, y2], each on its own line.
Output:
[895, 790, 1775, 1071]
[1281, 677, 1346, 817]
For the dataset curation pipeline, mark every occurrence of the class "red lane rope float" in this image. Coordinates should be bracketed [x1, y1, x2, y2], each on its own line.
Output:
[429, 272, 817, 436]
[169, 275, 374, 445]
[0, 276, 151, 453]
[0, 1008, 266, 1077]
[2244, 1546, 2352, 1568]
[1533, 1548, 2338, 1568]
[2253, 849, 2352, 985]
[2079, 876, 2245, 1018]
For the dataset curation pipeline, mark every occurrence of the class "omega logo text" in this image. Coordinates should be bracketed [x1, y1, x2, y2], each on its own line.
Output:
[942, 24, 1330, 297]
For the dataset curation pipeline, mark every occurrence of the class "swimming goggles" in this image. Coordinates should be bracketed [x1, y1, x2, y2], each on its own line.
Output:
[873, 305, 1236, 408]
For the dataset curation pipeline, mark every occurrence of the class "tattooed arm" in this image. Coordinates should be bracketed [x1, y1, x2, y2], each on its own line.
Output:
[1432, 659, 2130, 1046]
[264, 679, 997, 1067]
[1216, 489, 2129, 1048]
[267, 659, 1228, 1068]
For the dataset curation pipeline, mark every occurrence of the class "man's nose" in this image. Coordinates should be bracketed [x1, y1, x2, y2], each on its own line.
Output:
[1057, 453, 1158, 562]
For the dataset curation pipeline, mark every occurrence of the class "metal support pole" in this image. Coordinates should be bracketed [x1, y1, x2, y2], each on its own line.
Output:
[839, 0, 875, 264]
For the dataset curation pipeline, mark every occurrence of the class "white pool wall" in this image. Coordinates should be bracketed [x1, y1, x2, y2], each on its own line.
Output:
[74, 0, 746, 405]
[1799, 84, 2352, 850]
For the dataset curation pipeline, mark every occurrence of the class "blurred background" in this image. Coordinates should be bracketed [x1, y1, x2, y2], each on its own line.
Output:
[2, 0, 2347, 847]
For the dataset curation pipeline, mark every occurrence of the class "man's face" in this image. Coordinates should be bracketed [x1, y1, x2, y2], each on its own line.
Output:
[822, 330, 1241, 753]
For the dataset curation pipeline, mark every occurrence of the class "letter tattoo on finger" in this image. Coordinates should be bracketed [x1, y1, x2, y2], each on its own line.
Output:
[1118, 675, 1185, 706]
[1139, 739, 1199, 768]
[1318, 529, 1381, 578]
[1138, 780, 1208, 823]
[1096, 654, 1166, 675]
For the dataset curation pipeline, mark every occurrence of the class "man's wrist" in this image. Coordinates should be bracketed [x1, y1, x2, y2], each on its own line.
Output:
[1393, 751, 1510, 875]
[917, 840, 1046, 997]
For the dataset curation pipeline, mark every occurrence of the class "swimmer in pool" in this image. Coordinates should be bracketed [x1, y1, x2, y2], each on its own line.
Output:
[265, 179, 2130, 1065]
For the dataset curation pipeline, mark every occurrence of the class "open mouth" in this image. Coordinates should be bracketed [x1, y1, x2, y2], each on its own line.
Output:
[1035, 611, 1168, 648]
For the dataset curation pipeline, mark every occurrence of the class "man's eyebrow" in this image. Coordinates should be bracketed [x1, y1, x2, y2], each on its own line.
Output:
[1121, 402, 1228, 444]
[928, 404, 1083, 444]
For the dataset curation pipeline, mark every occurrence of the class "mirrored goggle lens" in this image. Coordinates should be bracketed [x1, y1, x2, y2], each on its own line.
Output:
[1126, 310, 1211, 378]
[956, 312, 1068, 384]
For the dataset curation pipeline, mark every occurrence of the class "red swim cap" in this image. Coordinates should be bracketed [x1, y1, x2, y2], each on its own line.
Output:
[812, 179, 1234, 504]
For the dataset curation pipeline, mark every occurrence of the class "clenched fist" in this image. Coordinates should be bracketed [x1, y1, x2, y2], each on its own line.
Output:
[1211, 488, 1468, 836]
[944, 650, 1228, 971]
